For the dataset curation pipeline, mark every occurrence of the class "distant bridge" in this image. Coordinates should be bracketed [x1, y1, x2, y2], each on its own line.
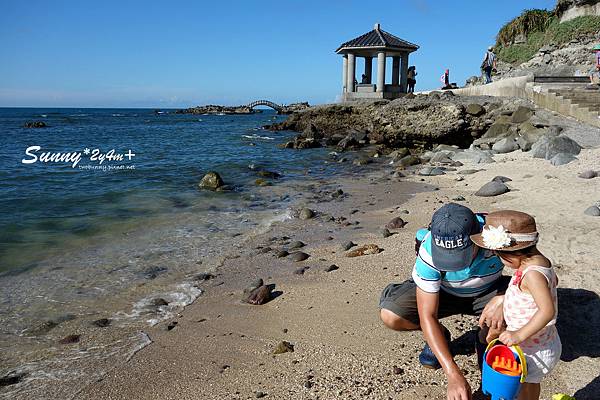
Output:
[247, 100, 284, 112]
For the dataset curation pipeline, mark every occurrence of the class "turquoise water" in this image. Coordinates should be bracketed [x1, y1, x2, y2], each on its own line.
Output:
[0, 108, 342, 274]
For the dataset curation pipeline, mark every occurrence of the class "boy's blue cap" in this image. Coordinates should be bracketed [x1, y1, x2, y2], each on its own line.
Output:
[430, 203, 478, 271]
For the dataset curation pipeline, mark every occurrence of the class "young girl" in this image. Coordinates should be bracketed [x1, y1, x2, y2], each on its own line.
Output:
[471, 210, 561, 400]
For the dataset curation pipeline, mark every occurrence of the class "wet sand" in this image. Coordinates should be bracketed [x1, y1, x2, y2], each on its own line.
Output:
[76, 147, 600, 400]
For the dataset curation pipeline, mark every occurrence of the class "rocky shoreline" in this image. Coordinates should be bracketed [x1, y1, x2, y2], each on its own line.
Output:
[175, 102, 311, 115]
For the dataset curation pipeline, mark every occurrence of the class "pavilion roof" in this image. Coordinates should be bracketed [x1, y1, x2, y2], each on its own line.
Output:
[336, 24, 419, 53]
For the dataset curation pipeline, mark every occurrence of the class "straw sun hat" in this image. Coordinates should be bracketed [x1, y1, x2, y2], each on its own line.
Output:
[470, 210, 538, 252]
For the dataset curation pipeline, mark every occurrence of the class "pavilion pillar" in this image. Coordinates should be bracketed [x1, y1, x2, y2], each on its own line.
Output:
[364, 56, 373, 84]
[392, 56, 400, 86]
[400, 52, 409, 93]
[376, 51, 386, 93]
[347, 53, 356, 92]
[342, 55, 348, 93]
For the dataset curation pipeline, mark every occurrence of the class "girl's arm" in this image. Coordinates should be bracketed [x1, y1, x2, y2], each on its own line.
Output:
[499, 271, 555, 346]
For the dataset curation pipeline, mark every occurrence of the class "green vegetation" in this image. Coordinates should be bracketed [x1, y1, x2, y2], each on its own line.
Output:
[495, 11, 600, 65]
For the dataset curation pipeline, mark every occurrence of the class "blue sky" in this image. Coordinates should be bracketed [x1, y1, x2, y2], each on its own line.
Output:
[0, 0, 556, 108]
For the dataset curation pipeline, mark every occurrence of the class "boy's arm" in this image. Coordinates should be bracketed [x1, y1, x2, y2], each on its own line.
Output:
[499, 271, 555, 346]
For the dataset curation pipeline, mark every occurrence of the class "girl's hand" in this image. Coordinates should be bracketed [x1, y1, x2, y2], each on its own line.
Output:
[499, 330, 522, 347]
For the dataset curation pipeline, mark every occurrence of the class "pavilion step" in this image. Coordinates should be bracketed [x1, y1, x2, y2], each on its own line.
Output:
[534, 76, 590, 83]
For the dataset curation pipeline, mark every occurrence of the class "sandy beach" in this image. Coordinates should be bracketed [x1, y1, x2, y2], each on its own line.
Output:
[74, 142, 600, 400]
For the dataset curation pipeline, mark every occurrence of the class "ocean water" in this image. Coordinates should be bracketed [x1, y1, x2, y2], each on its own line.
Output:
[0, 107, 354, 398]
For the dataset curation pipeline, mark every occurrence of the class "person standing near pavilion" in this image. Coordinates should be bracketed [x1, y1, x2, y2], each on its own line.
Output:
[481, 46, 497, 84]
[407, 66, 417, 92]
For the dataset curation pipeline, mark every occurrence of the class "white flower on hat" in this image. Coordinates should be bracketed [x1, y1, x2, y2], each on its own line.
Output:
[481, 225, 512, 250]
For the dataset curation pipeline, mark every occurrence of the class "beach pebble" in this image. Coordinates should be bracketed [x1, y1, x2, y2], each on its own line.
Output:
[0, 372, 26, 387]
[324, 265, 339, 272]
[475, 181, 510, 197]
[385, 217, 406, 230]
[458, 169, 482, 175]
[276, 250, 289, 258]
[418, 166, 445, 176]
[245, 285, 273, 305]
[273, 341, 294, 354]
[380, 228, 392, 238]
[92, 318, 111, 328]
[289, 252, 310, 262]
[244, 279, 264, 295]
[255, 391, 267, 398]
[193, 272, 216, 281]
[342, 241, 356, 251]
[393, 366, 404, 375]
[294, 267, 308, 275]
[298, 208, 314, 220]
[288, 241, 305, 250]
[578, 170, 598, 179]
[59, 334, 81, 345]
[584, 206, 600, 216]
[346, 244, 382, 257]
[452, 196, 466, 201]
[166, 321, 178, 331]
[455, 176, 464, 181]
[492, 176, 512, 183]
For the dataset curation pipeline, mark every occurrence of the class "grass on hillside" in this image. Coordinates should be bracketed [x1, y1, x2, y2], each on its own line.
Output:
[496, 14, 600, 65]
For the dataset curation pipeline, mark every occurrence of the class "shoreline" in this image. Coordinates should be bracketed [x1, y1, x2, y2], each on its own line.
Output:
[76, 146, 600, 400]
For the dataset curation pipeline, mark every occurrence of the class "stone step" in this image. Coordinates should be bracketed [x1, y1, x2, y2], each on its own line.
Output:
[534, 76, 590, 83]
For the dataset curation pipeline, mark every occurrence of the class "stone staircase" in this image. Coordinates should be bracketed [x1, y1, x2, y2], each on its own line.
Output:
[545, 87, 600, 126]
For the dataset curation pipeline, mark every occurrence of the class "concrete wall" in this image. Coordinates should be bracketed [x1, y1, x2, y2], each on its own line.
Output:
[449, 76, 532, 98]
[560, 2, 600, 22]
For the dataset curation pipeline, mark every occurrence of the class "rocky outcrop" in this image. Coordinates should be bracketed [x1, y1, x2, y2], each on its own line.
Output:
[23, 121, 47, 128]
[266, 95, 502, 151]
[176, 105, 254, 115]
[556, 0, 600, 22]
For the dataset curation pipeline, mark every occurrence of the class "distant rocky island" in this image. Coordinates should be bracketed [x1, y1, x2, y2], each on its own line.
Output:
[175, 102, 311, 115]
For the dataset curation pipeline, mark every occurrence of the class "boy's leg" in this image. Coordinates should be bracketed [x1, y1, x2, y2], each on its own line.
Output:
[518, 383, 540, 400]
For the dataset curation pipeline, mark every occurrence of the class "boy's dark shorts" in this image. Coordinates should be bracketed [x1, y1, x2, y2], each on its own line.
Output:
[379, 276, 511, 325]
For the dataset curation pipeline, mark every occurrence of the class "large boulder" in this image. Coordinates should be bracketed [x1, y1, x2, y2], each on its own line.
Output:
[466, 103, 485, 116]
[550, 152, 577, 166]
[199, 171, 225, 190]
[531, 135, 582, 160]
[396, 155, 421, 167]
[475, 181, 510, 197]
[511, 106, 534, 123]
[452, 148, 495, 164]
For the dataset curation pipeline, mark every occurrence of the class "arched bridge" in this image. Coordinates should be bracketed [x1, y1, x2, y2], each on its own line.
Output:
[247, 100, 284, 112]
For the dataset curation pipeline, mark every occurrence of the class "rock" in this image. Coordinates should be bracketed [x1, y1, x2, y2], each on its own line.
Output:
[492, 176, 512, 183]
[380, 228, 392, 238]
[199, 171, 225, 191]
[584, 206, 600, 216]
[255, 178, 271, 186]
[418, 166, 446, 176]
[550, 153, 577, 166]
[0, 372, 26, 387]
[294, 267, 308, 275]
[396, 155, 421, 168]
[511, 106, 534, 123]
[453, 149, 495, 164]
[531, 135, 582, 160]
[578, 170, 598, 179]
[452, 196, 465, 201]
[337, 135, 359, 151]
[25, 320, 59, 336]
[166, 321, 178, 331]
[388, 148, 410, 159]
[346, 244, 382, 257]
[459, 169, 482, 175]
[194, 272, 216, 281]
[143, 265, 168, 279]
[430, 152, 455, 164]
[92, 318, 111, 328]
[492, 137, 519, 154]
[276, 250, 289, 258]
[289, 252, 310, 262]
[150, 298, 169, 307]
[255, 391, 267, 398]
[385, 217, 406, 229]
[257, 170, 281, 179]
[324, 264, 339, 272]
[302, 123, 322, 140]
[393, 366, 404, 375]
[23, 121, 47, 128]
[482, 122, 510, 140]
[59, 334, 81, 345]
[298, 208, 314, 220]
[342, 241, 356, 251]
[353, 157, 371, 166]
[246, 285, 273, 305]
[288, 241, 305, 249]
[466, 103, 485, 116]
[273, 341, 294, 354]
[475, 181, 510, 197]
[244, 278, 264, 295]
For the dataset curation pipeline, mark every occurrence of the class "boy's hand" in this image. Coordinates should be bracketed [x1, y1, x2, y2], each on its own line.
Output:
[499, 330, 522, 347]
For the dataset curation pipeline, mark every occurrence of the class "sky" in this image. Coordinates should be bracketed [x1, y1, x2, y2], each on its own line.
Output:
[0, 0, 556, 108]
